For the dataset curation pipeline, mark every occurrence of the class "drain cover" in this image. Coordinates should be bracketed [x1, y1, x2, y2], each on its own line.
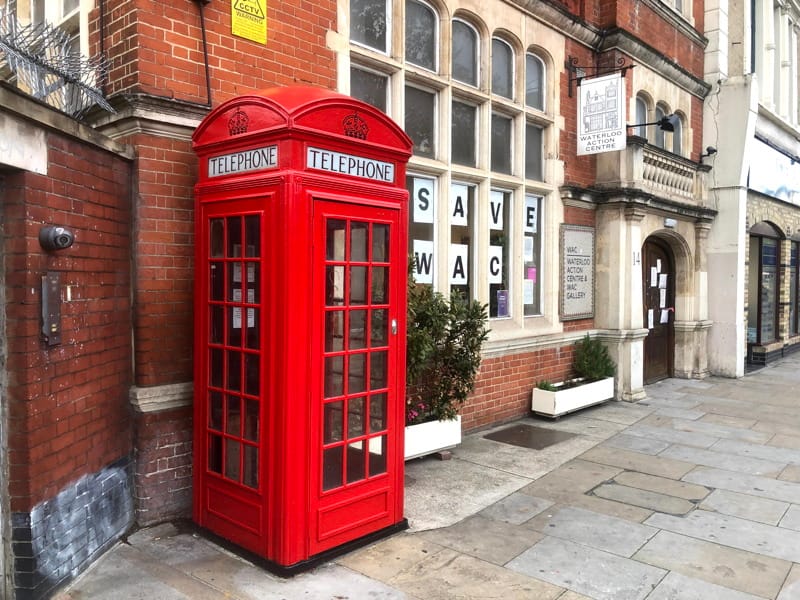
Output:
[483, 423, 577, 450]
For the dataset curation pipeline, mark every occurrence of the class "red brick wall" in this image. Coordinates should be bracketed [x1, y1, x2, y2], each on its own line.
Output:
[130, 135, 197, 387]
[133, 406, 193, 524]
[2, 135, 133, 512]
[462, 344, 577, 431]
[99, 0, 337, 106]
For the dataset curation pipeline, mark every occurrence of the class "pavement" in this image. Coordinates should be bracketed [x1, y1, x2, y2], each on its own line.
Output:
[58, 353, 800, 600]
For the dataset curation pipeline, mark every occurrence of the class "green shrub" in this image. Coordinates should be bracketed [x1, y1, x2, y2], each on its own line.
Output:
[406, 262, 489, 425]
[573, 334, 616, 381]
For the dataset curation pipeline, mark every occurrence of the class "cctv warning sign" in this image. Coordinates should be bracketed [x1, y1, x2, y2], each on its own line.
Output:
[232, 0, 267, 44]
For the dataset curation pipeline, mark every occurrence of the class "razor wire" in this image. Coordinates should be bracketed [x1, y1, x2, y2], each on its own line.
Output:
[0, 4, 114, 118]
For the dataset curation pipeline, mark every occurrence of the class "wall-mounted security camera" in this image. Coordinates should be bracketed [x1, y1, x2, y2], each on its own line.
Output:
[39, 226, 75, 251]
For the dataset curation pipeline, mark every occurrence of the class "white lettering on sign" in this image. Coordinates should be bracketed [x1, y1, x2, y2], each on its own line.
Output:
[524, 196, 538, 233]
[489, 191, 504, 231]
[208, 145, 278, 177]
[413, 239, 434, 284]
[413, 177, 435, 223]
[488, 245, 503, 284]
[449, 243, 469, 285]
[560, 225, 594, 319]
[307, 147, 395, 182]
[450, 183, 468, 226]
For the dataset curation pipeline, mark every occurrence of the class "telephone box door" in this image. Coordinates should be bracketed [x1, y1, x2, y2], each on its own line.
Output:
[310, 199, 404, 554]
[195, 200, 269, 554]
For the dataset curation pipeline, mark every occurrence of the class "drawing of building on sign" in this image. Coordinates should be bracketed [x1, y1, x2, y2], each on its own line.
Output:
[582, 80, 618, 133]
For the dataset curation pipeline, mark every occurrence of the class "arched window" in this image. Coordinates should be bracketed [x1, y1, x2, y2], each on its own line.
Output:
[405, 0, 437, 71]
[671, 115, 683, 155]
[654, 105, 667, 148]
[452, 19, 479, 86]
[634, 95, 648, 138]
[350, 0, 389, 52]
[491, 38, 514, 99]
[525, 53, 545, 110]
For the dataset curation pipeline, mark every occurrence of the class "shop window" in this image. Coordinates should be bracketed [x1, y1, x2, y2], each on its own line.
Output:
[523, 195, 542, 316]
[347, 3, 556, 320]
[489, 190, 511, 318]
[747, 223, 781, 344]
[791, 241, 799, 335]
[452, 19, 479, 86]
[405, 0, 437, 71]
[491, 38, 514, 99]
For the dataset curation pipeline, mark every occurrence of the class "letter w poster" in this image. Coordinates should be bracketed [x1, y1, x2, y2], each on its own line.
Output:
[577, 72, 626, 156]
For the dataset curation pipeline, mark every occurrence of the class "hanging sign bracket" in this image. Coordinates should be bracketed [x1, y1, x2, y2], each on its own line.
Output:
[567, 56, 635, 97]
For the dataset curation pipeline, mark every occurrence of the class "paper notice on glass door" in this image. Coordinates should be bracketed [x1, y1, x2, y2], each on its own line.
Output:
[660, 309, 670, 324]
[647, 309, 654, 329]
[650, 267, 658, 287]
[659, 274, 668, 289]
[659, 289, 667, 308]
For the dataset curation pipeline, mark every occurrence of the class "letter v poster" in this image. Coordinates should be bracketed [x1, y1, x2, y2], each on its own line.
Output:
[577, 72, 626, 156]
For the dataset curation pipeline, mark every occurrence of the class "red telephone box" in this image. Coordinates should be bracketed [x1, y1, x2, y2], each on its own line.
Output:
[191, 86, 413, 572]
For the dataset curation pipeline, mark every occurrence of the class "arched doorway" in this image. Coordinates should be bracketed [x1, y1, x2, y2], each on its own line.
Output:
[642, 237, 675, 383]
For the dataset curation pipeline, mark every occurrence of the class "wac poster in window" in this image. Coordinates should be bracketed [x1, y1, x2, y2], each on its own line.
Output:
[560, 225, 595, 320]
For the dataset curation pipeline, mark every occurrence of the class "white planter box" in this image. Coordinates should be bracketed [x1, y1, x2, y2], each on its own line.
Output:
[404, 415, 462, 460]
[531, 376, 614, 418]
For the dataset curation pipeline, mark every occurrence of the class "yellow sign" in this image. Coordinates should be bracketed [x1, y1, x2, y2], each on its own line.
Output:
[232, 0, 267, 44]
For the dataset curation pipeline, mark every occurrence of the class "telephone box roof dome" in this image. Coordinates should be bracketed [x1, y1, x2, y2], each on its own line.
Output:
[193, 85, 412, 154]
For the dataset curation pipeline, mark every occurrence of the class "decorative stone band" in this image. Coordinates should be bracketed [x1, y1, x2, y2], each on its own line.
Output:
[129, 382, 193, 413]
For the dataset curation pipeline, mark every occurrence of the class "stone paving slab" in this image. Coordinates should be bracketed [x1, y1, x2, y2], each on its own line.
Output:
[389, 548, 564, 600]
[643, 415, 774, 444]
[645, 510, 800, 563]
[337, 533, 447, 582]
[528, 414, 630, 439]
[781, 465, 800, 482]
[700, 413, 758, 429]
[601, 433, 671, 455]
[646, 571, 768, 600]
[613, 471, 709, 501]
[699, 489, 790, 525]
[478, 491, 553, 525]
[633, 529, 791, 598]
[524, 506, 657, 557]
[711, 438, 800, 464]
[415, 514, 543, 566]
[506, 536, 666, 600]
[577, 402, 655, 426]
[519, 459, 622, 498]
[770, 433, 800, 450]
[682, 466, 800, 504]
[659, 444, 786, 476]
[623, 423, 720, 448]
[778, 563, 800, 600]
[779, 504, 800, 531]
[579, 445, 696, 479]
[591, 483, 695, 515]
[654, 407, 706, 420]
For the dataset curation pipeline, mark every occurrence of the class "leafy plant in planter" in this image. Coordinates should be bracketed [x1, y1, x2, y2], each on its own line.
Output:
[406, 272, 489, 426]
[573, 334, 616, 381]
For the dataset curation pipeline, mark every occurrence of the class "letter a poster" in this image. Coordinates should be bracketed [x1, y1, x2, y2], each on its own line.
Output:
[232, 0, 268, 44]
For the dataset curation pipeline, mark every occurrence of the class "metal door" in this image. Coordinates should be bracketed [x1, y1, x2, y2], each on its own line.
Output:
[310, 199, 403, 554]
[642, 238, 674, 383]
